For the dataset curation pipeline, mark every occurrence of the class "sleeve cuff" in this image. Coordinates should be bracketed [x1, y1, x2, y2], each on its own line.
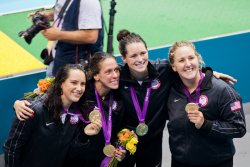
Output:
[200, 119, 213, 133]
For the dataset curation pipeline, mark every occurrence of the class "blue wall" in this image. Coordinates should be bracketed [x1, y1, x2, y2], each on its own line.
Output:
[0, 72, 46, 153]
[145, 32, 250, 103]
[0, 32, 249, 154]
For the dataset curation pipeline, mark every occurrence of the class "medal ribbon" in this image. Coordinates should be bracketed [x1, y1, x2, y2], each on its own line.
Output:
[62, 105, 90, 124]
[182, 71, 204, 106]
[94, 88, 114, 145]
[130, 84, 151, 123]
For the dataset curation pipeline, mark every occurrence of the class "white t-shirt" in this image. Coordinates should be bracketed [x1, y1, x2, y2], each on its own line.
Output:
[46, 0, 102, 77]
[54, 0, 102, 30]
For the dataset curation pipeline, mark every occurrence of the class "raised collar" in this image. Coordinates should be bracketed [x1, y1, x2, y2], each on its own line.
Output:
[120, 61, 159, 84]
[173, 67, 213, 94]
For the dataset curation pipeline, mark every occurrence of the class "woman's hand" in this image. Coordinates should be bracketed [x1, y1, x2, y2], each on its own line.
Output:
[213, 71, 237, 84]
[114, 149, 126, 162]
[14, 100, 34, 121]
[187, 110, 204, 129]
[84, 120, 102, 136]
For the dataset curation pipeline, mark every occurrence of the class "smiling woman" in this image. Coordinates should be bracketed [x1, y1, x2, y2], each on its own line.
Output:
[3, 64, 95, 167]
[60, 52, 126, 166]
[167, 41, 246, 167]
[117, 29, 173, 167]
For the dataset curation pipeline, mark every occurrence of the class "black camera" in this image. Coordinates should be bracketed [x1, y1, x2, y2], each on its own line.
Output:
[18, 12, 50, 44]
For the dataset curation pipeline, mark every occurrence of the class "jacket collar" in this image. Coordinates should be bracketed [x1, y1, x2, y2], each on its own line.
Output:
[200, 67, 213, 90]
[173, 67, 213, 93]
[120, 61, 159, 84]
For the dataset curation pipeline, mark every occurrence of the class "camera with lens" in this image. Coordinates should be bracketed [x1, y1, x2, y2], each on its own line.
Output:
[18, 12, 50, 44]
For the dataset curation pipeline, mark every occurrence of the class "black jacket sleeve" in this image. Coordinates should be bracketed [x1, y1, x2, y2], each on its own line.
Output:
[201, 84, 246, 139]
[3, 112, 37, 167]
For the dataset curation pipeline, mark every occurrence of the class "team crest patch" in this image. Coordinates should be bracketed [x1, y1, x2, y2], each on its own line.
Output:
[199, 95, 208, 107]
[112, 100, 118, 110]
[151, 79, 161, 90]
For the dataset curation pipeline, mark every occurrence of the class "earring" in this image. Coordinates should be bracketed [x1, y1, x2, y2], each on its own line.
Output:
[61, 89, 63, 95]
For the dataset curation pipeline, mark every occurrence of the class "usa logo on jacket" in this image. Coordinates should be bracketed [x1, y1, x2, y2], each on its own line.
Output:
[151, 79, 161, 90]
[230, 100, 241, 111]
[199, 95, 208, 107]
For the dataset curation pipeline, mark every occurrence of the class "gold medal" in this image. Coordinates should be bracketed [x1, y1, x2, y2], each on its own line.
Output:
[103, 144, 115, 157]
[136, 123, 148, 136]
[89, 109, 102, 123]
[185, 103, 199, 113]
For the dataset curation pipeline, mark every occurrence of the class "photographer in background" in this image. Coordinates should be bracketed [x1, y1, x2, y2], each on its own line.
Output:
[34, 0, 103, 77]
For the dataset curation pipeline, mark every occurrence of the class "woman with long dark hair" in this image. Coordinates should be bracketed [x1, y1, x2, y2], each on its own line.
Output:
[3, 64, 100, 167]
[64, 52, 125, 166]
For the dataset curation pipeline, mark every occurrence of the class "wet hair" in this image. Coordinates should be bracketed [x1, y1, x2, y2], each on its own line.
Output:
[45, 64, 87, 119]
[168, 41, 205, 68]
[117, 29, 147, 57]
[89, 51, 116, 77]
